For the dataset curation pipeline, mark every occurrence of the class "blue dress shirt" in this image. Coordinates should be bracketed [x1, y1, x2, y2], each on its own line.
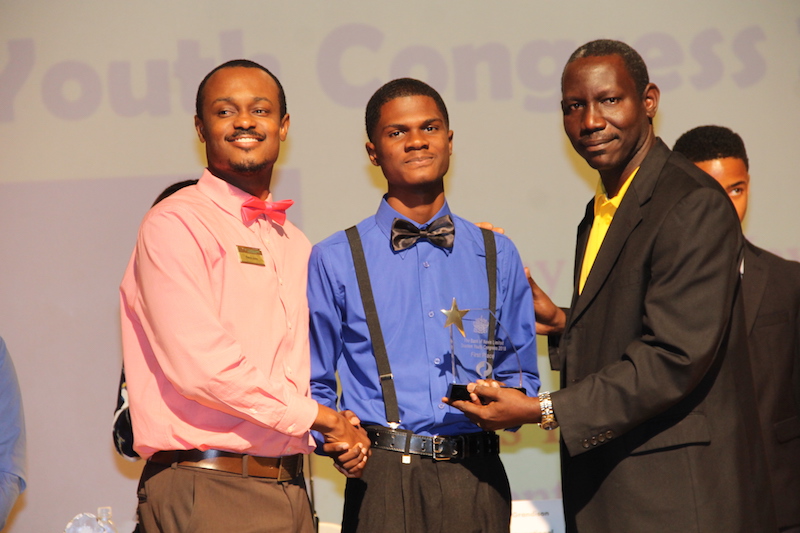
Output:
[309, 198, 539, 437]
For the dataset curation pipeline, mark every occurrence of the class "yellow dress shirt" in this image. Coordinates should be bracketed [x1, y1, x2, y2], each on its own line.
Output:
[579, 168, 639, 294]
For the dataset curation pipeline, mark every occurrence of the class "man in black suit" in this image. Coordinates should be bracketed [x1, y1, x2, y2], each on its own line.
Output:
[674, 125, 800, 533]
[449, 40, 775, 532]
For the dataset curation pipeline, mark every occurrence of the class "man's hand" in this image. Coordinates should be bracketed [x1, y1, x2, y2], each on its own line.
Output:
[442, 378, 503, 405]
[475, 222, 505, 235]
[444, 383, 540, 431]
[312, 406, 371, 478]
[322, 441, 367, 478]
[525, 267, 566, 335]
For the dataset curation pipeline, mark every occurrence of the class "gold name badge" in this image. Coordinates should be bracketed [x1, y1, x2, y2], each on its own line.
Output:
[237, 245, 266, 266]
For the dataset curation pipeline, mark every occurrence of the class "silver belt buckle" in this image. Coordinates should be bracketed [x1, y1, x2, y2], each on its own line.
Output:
[432, 436, 451, 461]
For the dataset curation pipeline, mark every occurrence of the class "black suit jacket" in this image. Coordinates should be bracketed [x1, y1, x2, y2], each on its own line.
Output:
[743, 240, 800, 529]
[550, 140, 775, 532]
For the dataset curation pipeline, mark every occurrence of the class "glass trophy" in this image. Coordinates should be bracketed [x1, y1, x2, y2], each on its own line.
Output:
[442, 298, 526, 401]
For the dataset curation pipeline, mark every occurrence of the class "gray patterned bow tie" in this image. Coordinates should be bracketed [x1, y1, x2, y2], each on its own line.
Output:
[390, 215, 455, 252]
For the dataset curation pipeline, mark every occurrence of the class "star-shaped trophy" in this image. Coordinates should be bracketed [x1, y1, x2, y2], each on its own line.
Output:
[441, 298, 492, 401]
[441, 298, 468, 337]
[441, 297, 526, 402]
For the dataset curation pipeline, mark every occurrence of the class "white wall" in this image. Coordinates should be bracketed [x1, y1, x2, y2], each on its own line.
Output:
[1, 1, 798, 531]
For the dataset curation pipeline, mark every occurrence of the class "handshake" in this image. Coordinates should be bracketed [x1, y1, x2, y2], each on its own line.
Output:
[313, 406, 371, 478]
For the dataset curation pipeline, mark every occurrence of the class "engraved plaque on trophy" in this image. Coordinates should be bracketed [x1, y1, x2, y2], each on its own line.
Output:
[442, 298, 526, 401]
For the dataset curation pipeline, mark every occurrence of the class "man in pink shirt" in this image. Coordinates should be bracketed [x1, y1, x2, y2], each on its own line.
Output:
[120, 60, 369, 533]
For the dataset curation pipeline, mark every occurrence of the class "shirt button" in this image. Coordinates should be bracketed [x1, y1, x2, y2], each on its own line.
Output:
[428, 311, 435, 318]
[433, 358, 441, 365]
[287, 424, 296, 433]
[423, 261, 430, 268]
[249, 408, 258, 414]
[438, 404, 445, 409]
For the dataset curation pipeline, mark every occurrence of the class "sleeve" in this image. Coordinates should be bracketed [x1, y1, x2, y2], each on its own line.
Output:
[492, 236, 541, 396]
[547, 327, 564, 372]
[0, 472, 21, 530]
[132, 210, 317, 437]
[792, 264, 800, 412]
[308, 244, 344, 412]
[0, 339, 25, 528]
[553, 187, 743, 457]
[0, 472, 22, 530]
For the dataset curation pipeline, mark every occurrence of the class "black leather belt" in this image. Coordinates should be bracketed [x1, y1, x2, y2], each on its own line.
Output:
[366, 426, 499, 461]
[148, 449, 303, 481]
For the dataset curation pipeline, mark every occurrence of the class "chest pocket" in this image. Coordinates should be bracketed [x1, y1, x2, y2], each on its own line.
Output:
[754, 310, 788, 329]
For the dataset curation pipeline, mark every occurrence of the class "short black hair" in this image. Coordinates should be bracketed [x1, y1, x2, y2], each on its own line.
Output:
[672, 125, 749, 170]
[365, 78, 449, 142]
[564, 39, 650, 98]
[195, 59, 286, 120]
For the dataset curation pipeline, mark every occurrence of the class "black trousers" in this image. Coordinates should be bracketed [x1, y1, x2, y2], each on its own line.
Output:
[342, 447, 511, 533]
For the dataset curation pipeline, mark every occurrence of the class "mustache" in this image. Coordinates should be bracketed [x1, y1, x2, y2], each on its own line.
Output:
[227, 129, 266, 141]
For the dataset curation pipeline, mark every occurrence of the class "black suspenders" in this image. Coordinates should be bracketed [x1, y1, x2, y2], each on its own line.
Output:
[345, 225, 497, 426]
[345, 226, 402, 425]
[482, 227, 497, 372]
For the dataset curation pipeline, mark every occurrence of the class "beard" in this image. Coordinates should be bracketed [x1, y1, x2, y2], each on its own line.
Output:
[229, 157, 269, 174]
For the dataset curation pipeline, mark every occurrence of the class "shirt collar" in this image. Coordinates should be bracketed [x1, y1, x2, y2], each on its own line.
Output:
[196, 169, 276, 225]
[375, 195, 453, 253]
[594, 167, 639, 218]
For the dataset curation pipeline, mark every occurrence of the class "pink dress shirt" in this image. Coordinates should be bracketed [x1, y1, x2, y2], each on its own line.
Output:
[120, 170, 318, 459]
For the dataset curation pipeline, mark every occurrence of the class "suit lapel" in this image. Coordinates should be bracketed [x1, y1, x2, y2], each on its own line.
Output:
[742, 241, 768, 335]
[570, 200, 594, 311]
[569, 139, 670, 324]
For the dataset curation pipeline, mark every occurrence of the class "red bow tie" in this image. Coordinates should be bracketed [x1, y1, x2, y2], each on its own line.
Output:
[241, 197, 294, 225]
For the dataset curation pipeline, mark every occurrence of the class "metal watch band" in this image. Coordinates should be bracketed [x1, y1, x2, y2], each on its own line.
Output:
[538, 391, 558, 430]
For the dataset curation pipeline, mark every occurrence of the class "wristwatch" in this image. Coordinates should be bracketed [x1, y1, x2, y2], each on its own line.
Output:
[538, 391, 558, 430]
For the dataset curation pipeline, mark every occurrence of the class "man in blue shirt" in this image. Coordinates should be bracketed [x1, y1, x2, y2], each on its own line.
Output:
[308, 78, 539, 532]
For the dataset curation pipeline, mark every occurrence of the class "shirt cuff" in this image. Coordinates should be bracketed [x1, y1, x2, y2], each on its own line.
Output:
[273, 394, 319, 438]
